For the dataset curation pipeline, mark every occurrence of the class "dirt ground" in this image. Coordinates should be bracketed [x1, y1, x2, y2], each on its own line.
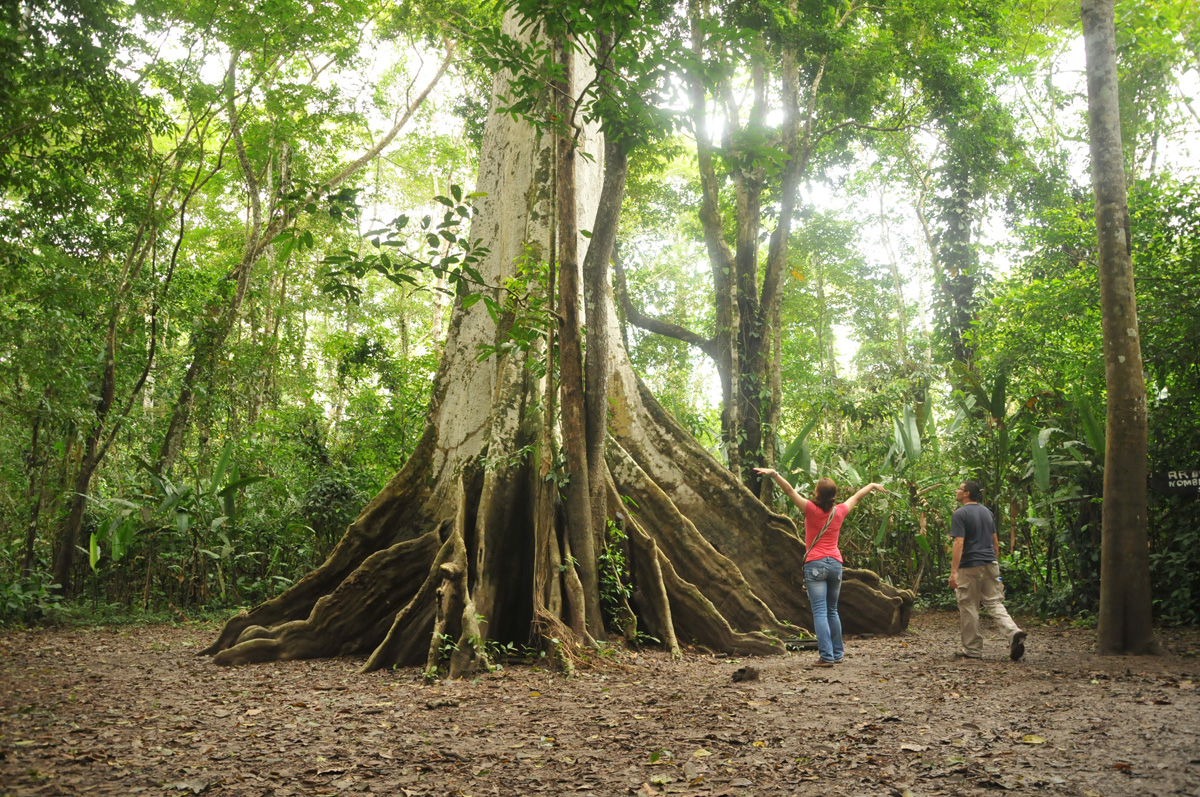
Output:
[2, 610, 1199, 797]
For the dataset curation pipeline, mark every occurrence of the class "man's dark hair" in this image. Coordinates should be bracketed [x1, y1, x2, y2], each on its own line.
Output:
[961, 480, 983, 503]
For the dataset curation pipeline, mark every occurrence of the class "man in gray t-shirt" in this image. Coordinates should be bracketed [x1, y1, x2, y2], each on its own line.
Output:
[948, 481, 1027, 661]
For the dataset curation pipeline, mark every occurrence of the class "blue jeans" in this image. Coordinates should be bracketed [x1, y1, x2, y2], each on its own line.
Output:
[805, 557, 843, 662]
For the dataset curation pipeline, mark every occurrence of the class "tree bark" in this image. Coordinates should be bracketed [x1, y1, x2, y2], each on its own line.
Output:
[686, 0, 741, 480]
[1081, 0, 1162, 656]
[583, 32, 628, 615]
[554, 34, 603, 642]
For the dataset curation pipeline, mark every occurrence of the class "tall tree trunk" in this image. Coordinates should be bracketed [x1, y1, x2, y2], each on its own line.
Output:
[756, 25, 803, 500]
[583, 32, 628, 606]
[1081, 0, 1162, 656]
[201, 21, 913, 673]
[935, 161, 980, 368]
[554, 35, 603, 642]
[879, 189, 908, 358]
[686, 0, 741, 479]
[22, 409, 47, 577]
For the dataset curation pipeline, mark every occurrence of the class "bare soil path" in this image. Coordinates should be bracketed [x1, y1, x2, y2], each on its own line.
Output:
[2, 611, 1198, 796]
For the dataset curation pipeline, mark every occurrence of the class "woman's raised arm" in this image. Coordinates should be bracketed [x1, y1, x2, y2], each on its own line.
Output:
[754, 467, 808, 512]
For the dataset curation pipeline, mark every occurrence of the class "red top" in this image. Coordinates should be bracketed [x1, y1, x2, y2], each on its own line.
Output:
[803, 502, 850, 563]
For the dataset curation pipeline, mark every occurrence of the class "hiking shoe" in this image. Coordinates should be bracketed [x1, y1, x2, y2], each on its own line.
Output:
[812, 659, 835, 668]
[954, 651, 982, 659]
[1010, 631, 1028, 662]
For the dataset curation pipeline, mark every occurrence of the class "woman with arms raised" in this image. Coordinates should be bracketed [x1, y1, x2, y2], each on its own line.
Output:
[755, 469, 886, 667]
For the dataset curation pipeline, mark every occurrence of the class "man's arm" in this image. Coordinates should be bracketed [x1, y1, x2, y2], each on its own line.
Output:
[992, 533, 1000, 562]
[753, 468, 808, 511]
[949, 537, 964, 589]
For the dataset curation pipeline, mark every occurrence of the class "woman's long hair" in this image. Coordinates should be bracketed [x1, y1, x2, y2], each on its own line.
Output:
[813, 477, 837, 513]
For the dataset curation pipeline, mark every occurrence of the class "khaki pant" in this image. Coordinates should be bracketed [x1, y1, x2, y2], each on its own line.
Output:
[955, 562, 1022, 657]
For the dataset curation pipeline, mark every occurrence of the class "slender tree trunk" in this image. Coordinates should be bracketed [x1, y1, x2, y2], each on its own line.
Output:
[687, 0, 741, 478]
[22, 411, 47, 577]
[1081, 0, 1162, 656]
[879, 189, 908, 358]
[936, 163, 979, 368]
[554, 35, 603, 642]
[583, 32, 628, 592]
[52, 215, 160, 592]
[756, 26, 802, 500]
[158, 52, 263, 474]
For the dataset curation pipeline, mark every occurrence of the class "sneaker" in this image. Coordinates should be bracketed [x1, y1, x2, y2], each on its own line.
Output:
[954, 652, 982, 659]
[1010, 631, 1028, 662]
[812, 659, 835, 668]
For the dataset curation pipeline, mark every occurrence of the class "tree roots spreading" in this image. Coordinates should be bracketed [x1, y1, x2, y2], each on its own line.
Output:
[204, 354, 913, 674]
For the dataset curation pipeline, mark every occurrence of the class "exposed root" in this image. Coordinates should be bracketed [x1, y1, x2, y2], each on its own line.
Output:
[212, 529, 444, 666]
[202, 433, 437, 657]
[841, 568, 914, 636]
[619, 509, 681, 658]
[533, 608, 581, 676]
[655, 550, 786, 656]
[607, 439, 793, 636]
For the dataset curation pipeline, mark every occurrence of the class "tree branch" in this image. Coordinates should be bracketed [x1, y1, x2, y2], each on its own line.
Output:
[812, 117, 918, 146]
[612, 246, 718, 362]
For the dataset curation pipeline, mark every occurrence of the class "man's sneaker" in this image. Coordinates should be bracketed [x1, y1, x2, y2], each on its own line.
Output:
[1010, 630, 1028, 662]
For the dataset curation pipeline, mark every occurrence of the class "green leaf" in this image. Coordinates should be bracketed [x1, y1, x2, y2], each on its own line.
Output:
[1077, 398, 1105, 456]
[951, 363, 990, 410]
[782, 415, 819, 472]
[1032, 430, 1051, 491]
[212, 440, 233, 493]
[946, 400, 972, 436]
[1037, 427, 1059, 449]
[216, 476, 266, 499]
[900, 404, 922, 466]
[989, 371, 1007, 420]
[112, 518, 135, 563]
[874, 513, 891, 546]
[136, 457, 170, 497]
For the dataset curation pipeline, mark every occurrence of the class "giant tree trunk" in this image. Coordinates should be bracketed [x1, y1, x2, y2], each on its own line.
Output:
[203, 20, 912, 673]
[1081, 0, 1161, 656]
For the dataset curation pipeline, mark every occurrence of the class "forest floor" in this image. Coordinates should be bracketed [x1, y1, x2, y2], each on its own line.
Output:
[1, 610, 1199, 797]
